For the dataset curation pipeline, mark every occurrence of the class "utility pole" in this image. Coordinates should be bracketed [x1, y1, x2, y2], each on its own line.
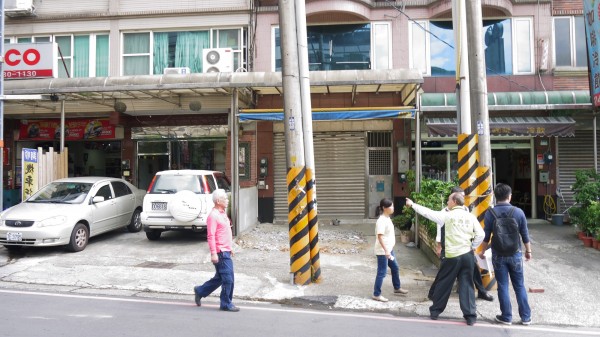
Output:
[295, 0, 321, 282]
[466, 0, 492, 170]
[279, 0, 312, 286]
[0, 0, 5, 211]
[452, 0, 471, 134]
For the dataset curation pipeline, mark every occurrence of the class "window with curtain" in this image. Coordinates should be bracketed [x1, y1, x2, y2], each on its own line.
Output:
[274, 24, 373, 71]
[56, 36, 72, 78]
[123, 32, 151, 76]
[96, 35, 109, 77]
[553, 16, 586, 68]
[74, 35, 90, 77]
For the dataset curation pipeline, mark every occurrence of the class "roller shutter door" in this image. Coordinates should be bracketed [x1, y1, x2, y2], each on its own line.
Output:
[557, 130, 600, 213]
[273, 132, 366, 222]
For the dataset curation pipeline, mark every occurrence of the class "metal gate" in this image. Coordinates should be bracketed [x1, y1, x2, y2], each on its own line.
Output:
[273, 132, 366, 222]
[557, 130, 600, 213]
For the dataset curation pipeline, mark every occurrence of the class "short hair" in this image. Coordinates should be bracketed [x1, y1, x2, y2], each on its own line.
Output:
[450, 192, 465, 206]
[494, 183, 512, 201]
[212, 189, 228, 203]
[451, 186, 464, 194]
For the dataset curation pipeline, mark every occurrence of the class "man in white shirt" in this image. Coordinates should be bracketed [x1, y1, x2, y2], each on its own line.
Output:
[406, 192, 484, 326]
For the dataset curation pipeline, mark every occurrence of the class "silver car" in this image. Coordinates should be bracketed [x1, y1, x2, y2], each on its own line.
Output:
[0, 177, 145, 252]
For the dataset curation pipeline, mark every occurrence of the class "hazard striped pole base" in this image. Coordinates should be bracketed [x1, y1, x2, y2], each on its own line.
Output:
[287, 166, 311, 285]
[305, 167, 321, 283]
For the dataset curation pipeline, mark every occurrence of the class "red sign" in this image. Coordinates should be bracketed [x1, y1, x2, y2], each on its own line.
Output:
[3, 43, 57, 79]
[20, 119, 116, 140]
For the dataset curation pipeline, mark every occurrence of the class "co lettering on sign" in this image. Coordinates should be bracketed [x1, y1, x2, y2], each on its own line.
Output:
[5, 48, 41, 67]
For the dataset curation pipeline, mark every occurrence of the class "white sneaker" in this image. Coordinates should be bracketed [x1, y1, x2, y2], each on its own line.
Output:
[372, 295, 389, 302]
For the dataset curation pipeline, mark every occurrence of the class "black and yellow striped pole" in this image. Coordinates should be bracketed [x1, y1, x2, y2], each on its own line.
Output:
[288, 167, 312, 285]
[457, 133, 479, 206]
[305, 168, 321, 282]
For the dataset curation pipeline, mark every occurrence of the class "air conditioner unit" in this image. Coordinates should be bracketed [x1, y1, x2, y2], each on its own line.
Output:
[5, 0, 35, 17]
[202, 48, 234, 73]
[163, 67, 191, 75]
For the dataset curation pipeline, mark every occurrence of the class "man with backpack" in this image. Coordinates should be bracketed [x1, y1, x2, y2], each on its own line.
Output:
[478, 183, 532, 326]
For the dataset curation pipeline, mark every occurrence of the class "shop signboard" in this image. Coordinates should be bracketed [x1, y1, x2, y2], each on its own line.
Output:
[584, 0, 600, 106]
[20, 119, 116, 140]
[21, 148, 38, 200]
[3, 42, 58, 79]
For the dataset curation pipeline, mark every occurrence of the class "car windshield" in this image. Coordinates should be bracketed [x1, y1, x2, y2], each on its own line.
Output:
[27, 182, 92, 204]
[150, 175, 202, 194]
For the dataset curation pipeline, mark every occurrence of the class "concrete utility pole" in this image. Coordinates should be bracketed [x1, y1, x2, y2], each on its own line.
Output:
[279, 0, 312, 286]
[466, 0, 492, 169]
[295, 0, 321, 282]
[452, 0, 471, 134]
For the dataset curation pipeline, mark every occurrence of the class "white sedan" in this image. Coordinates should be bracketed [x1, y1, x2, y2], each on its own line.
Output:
[0, 177, 145, 252]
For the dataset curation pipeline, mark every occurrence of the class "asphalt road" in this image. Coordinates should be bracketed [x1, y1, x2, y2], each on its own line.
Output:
[0, 289, 598, 337]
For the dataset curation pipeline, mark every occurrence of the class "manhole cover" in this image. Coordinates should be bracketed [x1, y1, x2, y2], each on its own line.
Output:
[136, 261, 177, 269]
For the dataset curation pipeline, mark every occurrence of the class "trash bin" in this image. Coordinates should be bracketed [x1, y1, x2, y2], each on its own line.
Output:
[551, 214, 565, 226]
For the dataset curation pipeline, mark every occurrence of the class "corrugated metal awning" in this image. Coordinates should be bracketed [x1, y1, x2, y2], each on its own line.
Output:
[420, 91, 592, 111]
[426, 116, 576, 137]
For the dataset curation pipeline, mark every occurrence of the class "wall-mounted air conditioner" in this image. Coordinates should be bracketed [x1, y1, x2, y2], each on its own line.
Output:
[163, 67, 191, 75]
[5, 0, 35, 17]
[202, 48, 234, 73]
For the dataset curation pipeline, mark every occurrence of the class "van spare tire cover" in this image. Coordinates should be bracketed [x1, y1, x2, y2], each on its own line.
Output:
[168, 190, 201, 222]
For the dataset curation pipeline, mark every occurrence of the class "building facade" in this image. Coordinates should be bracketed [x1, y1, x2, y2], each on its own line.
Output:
[2, 0, 597, 226]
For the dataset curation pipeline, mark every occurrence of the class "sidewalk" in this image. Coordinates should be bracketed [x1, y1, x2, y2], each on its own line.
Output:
[0, 218, 599, 328]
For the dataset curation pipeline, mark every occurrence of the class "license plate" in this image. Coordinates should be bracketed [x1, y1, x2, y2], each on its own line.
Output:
[6, 232, 22, 242]
[151, 202, 167, 211]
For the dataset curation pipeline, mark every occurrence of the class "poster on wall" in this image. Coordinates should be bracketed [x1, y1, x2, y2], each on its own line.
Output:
[19, 119, 115, 140]
[21, 148, 38, 200]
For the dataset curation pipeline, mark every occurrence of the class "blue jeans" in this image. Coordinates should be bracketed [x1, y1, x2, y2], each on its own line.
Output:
[492, 252, 531, 322]
[373, 250, 401, 296]
[194, 251, 235, 310]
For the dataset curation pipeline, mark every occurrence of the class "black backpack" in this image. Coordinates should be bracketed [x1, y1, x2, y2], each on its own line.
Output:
[489, 207, 521, 256]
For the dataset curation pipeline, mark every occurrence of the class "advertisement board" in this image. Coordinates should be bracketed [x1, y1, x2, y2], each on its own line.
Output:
[3, 42, 58, 79]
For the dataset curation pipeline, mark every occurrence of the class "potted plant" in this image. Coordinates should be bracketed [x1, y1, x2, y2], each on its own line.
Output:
[570, 169, 600, 242]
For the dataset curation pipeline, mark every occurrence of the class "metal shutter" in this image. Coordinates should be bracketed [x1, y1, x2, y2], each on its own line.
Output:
[273, 132, 366, 222]
[557, 130, 600, 213]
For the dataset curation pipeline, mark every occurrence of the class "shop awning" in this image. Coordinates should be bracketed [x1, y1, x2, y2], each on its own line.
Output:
[426, 116, 576, 137]
[239, 107, 415, 121]
[420, 91, 592, 111]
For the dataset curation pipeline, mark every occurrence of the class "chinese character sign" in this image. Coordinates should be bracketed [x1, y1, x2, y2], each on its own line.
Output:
[584, 0, 600, 106]
[21, 148, 38, 200]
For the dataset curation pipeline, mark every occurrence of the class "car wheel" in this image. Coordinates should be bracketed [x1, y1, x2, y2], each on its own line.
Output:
[145, 230, 162, 241]
[67, 223, 89, 252]
[127, 209, 143, 233]
[168, 190, 201, 222]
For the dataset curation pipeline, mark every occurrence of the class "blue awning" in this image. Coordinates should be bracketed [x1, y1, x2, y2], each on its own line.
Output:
[239, 108, 415, 121]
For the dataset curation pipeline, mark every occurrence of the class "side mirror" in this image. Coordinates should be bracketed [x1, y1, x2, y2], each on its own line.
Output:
[92, 196, 105, 204]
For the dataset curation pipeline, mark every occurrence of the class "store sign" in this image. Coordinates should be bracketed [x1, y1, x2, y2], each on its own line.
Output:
[3, 43, 58, 79]
[584, 0, 600, 106]
[20, 119, 116, 140]
[21, 148, 38, 200]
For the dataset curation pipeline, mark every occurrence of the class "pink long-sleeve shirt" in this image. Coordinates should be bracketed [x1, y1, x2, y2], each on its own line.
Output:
[206, 208, 232, 255]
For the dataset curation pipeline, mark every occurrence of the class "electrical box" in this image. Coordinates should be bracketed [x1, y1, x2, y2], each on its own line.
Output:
[397, 146, 410, 173]
[539, 170, 549, 183]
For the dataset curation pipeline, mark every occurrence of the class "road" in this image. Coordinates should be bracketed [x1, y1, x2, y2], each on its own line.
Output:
[0, 289, 598, 337]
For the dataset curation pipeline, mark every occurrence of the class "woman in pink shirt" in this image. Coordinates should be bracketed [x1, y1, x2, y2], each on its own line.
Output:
[193, 189, 239, 312]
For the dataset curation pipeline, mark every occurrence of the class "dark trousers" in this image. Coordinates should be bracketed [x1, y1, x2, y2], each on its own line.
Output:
[428, 252, 486, 300]
[194, 251, 235, 310]
[429, 251, 477, 322]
